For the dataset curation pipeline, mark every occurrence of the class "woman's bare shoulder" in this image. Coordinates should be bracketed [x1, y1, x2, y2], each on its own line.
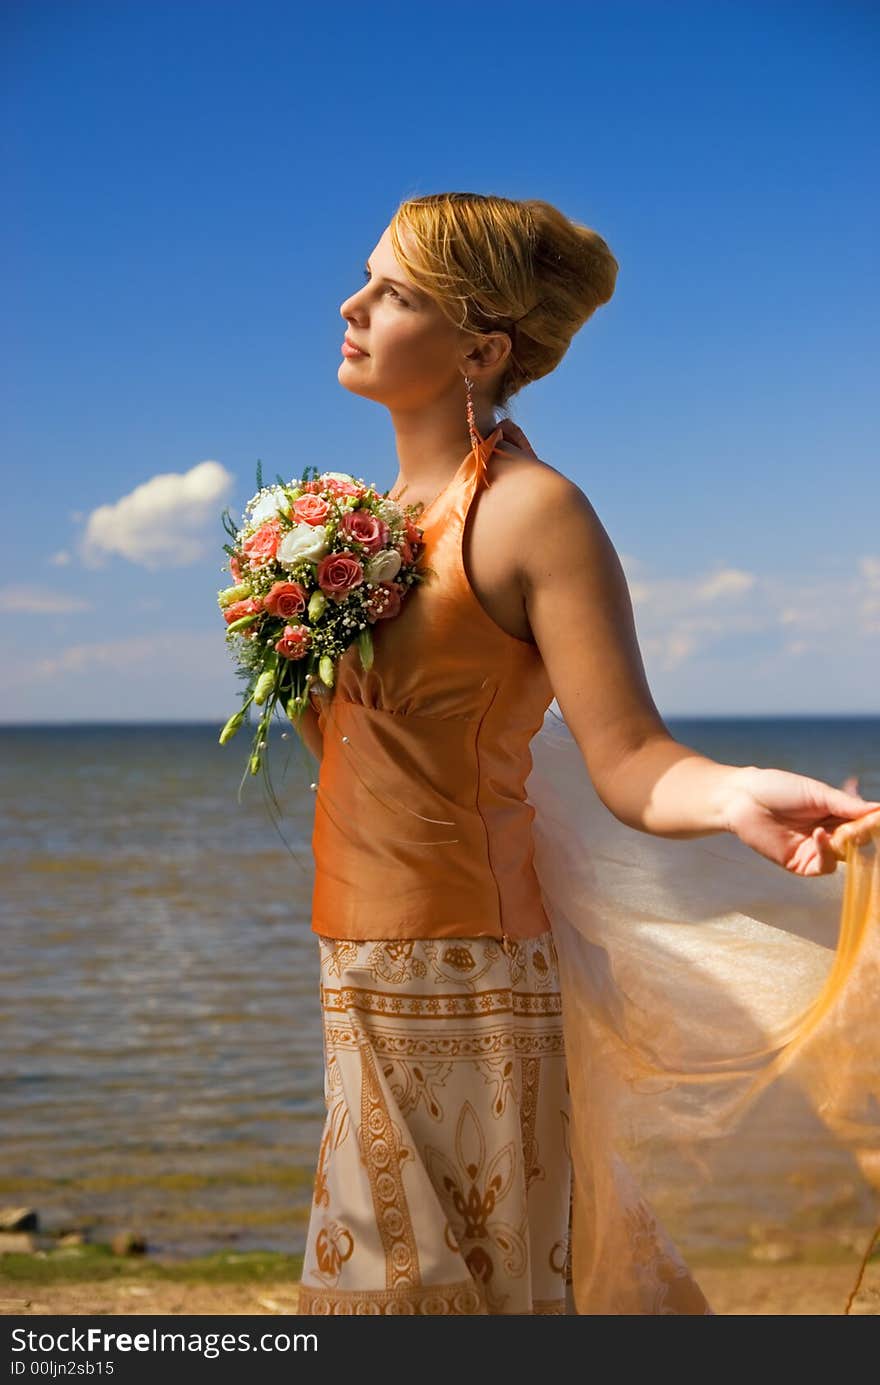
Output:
[489, 441, 592, 518]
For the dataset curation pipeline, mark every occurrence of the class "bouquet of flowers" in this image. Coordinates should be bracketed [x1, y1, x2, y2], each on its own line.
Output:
[217, 459, 427, 781]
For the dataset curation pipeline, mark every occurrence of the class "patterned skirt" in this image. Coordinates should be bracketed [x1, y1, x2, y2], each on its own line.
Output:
[299, 931, 573, 1315]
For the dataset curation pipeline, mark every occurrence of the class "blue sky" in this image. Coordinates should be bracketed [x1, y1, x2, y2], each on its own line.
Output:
[3, 0, 878, 721]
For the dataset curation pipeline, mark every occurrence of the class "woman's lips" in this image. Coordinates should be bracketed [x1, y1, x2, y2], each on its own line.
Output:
[342, 338, 368, 358]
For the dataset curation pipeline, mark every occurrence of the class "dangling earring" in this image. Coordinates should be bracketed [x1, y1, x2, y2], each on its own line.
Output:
[464, 374, 481, 454]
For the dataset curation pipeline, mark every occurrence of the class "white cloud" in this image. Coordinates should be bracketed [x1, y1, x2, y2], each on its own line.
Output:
[32, 631, 209, 678]
[625, 554, 879, 673]
[858, 555, 880, 632]
[656, 630, 698, 669]
[0, 584, 93, 614]
[640, 616, 727, 671]
[761, 554, 880, 638]
[617, 553, 654, 604]
[49, 550, 71, 566]
[79, 460, 235, 570]
[0, 630, 242, 721]
[695, 568, 756, 602]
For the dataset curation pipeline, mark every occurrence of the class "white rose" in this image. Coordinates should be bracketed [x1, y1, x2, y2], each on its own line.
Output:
[364, 549, 402, 583]
[321, 471, 359, 485]
[248, 487, 289, 527]
[277, 523, 330, 567]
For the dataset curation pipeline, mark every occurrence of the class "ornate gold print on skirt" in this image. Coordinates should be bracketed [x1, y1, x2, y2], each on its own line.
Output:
[312, 1097, 348, 1209]
[423, 1100, 523, 1315]
[358, 1039, 420, 1291]
[519, 1055, 543, 1187]
[299, 931, 572, 1315]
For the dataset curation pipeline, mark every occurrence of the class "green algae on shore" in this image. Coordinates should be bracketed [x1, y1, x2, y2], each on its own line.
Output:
[0, 1244, 304, 1286]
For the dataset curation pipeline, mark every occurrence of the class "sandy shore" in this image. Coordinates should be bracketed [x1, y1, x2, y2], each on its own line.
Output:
[1, 1264, 876, 1316]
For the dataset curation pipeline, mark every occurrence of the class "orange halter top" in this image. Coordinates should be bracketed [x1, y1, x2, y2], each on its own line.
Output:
[308, 423, 555, 942]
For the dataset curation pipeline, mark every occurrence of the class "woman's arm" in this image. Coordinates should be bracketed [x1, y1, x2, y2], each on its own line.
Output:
[517, 467, 737, 836]
[517, 468, 878, 867]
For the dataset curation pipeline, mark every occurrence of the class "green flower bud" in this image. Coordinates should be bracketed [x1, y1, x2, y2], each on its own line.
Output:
[218, 709, 246, 744]
[226, 612, 261, 633]
[217, 583, 251, 608]
[318, 655, 335, 688]
[358, 628, 374, 671]
[308, 590, 327, 622]
[252, 670, 276, 705]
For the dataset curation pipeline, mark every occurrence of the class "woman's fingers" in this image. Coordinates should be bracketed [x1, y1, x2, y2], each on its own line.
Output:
[829, 806, 880, 858]
[810, 826, 840, 875]
[820, 785, 880, 821]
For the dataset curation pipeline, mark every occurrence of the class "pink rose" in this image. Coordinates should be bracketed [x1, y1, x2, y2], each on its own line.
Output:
[365, 581, 404, 622]
[263, 580, 307, 619]
[322, 477, 364, 500]
[223, 596, 264, 626]
[337, 509, 390, 555]
[275, 624, 311, 660]
[243, 518, 283, 567]
[291, 493, 331, 526]
[317, 549, 364, 599]
[229, 552, 243, 582]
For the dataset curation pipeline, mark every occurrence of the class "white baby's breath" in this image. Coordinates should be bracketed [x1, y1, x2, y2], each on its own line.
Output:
[375, 498, 404, 526]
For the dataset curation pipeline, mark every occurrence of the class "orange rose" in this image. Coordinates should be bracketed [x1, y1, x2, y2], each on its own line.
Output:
[242, 519, 282, 567]
[263, 580, 307, 619]
[223, 596, 264, 625]
[291, 493, 331, 526]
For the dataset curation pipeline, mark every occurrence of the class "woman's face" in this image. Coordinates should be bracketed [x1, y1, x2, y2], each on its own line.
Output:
[338, 223, 481, 411]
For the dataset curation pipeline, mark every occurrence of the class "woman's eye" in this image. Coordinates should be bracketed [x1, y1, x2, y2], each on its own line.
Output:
[362, 269, 405, 303]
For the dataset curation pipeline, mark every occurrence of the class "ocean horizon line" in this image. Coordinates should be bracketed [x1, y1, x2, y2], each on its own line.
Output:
[1, 712, 878, 729]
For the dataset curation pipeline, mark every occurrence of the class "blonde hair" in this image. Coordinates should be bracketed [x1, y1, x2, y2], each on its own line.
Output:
[389, 191, 619, 409]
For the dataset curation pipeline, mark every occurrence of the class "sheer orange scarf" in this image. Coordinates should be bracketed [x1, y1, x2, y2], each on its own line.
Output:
[526, 708, 880, 1315]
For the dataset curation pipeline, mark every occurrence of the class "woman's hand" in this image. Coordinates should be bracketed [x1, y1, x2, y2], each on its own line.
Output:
[723, 766, 880, 876]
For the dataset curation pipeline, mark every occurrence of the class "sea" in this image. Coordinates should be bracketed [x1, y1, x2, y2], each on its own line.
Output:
[1, 715, 878, 1262]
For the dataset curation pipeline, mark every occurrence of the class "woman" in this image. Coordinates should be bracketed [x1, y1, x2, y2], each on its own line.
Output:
[293, 192, 880, 1314]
